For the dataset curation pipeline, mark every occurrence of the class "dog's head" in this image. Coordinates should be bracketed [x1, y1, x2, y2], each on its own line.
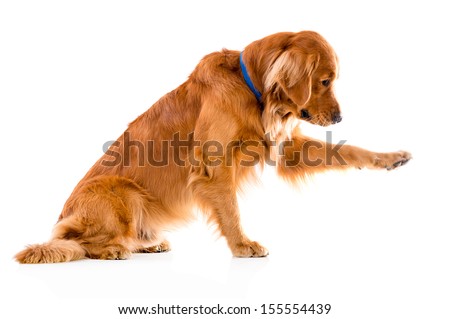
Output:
[244, 31, 341, 136]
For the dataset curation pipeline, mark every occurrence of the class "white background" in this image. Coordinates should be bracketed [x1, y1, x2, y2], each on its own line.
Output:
[0, 1, 449, 318]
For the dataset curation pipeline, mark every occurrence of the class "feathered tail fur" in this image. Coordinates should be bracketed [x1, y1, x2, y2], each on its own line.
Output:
[15, 239, 85, 264]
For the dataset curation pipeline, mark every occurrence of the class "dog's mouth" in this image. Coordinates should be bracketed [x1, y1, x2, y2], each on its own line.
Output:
[300, 109, 342, 127]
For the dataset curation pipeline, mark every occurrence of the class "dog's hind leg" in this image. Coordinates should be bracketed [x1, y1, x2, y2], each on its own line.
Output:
[52, 176, 167, 261]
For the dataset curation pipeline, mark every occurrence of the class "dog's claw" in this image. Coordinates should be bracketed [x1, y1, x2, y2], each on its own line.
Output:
[393, 161, 402, 168]
[373, 151, 412, 171]
[391, 156, 411, 170]
[231, 240, 268, 258]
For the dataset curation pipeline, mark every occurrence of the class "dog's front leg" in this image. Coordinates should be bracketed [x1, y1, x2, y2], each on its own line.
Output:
[212, 192, 269, 258]
[191, 166, 268, 257]
[277, 134, 411, 179]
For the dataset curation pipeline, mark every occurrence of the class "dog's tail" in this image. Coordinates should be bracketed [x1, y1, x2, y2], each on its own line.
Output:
[15, 239, 86, 264]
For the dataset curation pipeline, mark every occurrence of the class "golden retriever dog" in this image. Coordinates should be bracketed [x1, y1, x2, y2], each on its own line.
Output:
[15, 31, 411, 263]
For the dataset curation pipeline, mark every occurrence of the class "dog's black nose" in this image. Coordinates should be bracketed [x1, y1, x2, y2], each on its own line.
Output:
[332, 112, 342, 124]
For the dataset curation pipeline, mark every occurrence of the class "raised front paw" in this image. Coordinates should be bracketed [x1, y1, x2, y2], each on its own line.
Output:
[231, 240, 269, 258]
[372, 150, 412, 170]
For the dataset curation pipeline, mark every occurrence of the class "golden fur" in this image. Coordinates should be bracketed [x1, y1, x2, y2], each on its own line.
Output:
[15, 31, 411, 263]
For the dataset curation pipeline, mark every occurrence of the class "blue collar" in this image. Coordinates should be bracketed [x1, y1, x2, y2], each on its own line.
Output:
[240, 52, 263, 105]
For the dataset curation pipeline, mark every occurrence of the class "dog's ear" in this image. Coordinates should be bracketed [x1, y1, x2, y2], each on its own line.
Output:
[265, 49, 320, 106]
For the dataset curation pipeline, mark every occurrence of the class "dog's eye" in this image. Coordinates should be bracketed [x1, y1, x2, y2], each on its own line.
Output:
[321, 79, 331, 87]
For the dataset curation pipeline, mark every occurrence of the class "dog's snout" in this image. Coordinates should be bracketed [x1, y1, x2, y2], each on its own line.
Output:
[332, 112, 342, 124]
